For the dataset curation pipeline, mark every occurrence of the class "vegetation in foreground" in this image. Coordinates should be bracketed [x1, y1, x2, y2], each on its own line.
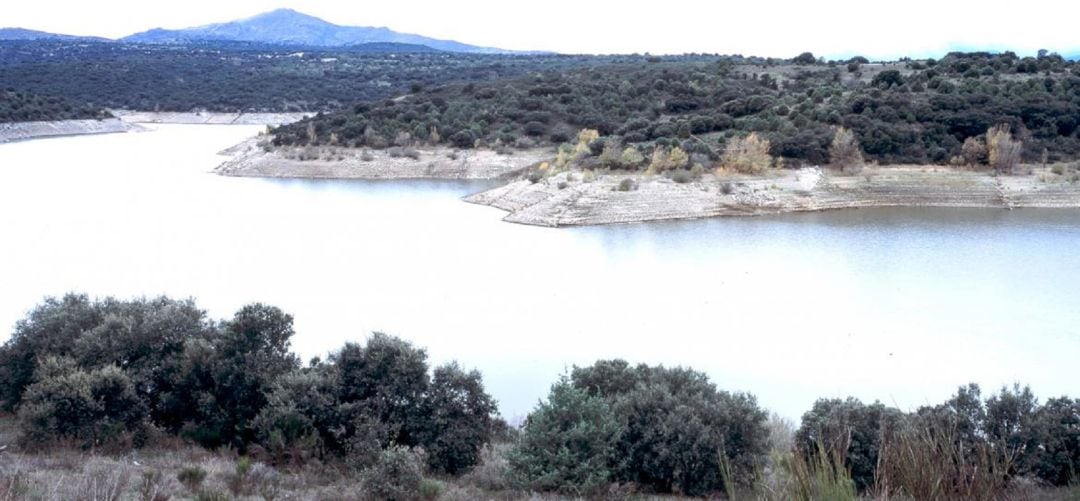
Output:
[0, 294, 1078, 500]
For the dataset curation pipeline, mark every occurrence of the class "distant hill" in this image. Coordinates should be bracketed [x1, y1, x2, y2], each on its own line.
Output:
[121, 8, 515, 53]
[0, 28, 106, 42]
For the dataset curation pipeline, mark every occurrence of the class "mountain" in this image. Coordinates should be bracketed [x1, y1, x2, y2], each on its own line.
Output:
[0, 28, 106, 42]
[121, 8, 514, 53]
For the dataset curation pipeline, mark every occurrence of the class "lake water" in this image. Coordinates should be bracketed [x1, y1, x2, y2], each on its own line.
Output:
[1, 124, 1078, 422]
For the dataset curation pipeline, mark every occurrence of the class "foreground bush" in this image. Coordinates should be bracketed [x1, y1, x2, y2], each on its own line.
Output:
[800, 384, 1080, 495]
[506, 379, 621, 495]
[0, 295, 499, 477]
[795, 398, 903, 490]
[18, 357, 147, 448]
[509, 360, 769, 496]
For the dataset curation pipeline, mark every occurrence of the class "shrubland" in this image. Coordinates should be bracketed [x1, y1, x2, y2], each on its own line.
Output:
[1, 294, 1078, 499]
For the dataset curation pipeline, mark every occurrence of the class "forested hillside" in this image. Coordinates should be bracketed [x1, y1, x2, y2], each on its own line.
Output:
[273, 52, 1080, 166]
[0, 41, 625, 113]
[0, 88, 109, 122]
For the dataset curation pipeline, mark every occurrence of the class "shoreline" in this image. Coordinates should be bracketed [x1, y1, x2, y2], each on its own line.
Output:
[462, 165, 1080, 227]
[0, 118, 142, 144]
[213, 138, 1080, 226]
[0, 111, 309, 145]
[216, 139, 553, 180]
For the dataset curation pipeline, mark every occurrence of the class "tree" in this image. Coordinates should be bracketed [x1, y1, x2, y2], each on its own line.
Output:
[960, 136, 988, 166]
[721, 133, 773, 174]
[1030, 397, 1080, 486]
[333, 333, 430, 447]
[794, 52, 817, 65]
[829, 127, 864, 173]
[421, 363, 498, 474]
[986, 124, 1023, 174]
[180, 304, 300, 448]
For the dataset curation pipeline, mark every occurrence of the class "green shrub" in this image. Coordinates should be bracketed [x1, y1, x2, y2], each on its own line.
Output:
[418, 478, 445, 500]
[796, 398, 904, 491]
[670, 169, 692, 183]
[0, 294, 102, 411]
[617, 178, 637, 191]
[507, 379, 621, 495]
[572, 361, 769, 496]
[18, 357, 148, 447]
[360, 446, 426, 501]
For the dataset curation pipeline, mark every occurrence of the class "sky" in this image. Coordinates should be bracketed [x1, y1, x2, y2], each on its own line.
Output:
[3, 0, 1079, 59]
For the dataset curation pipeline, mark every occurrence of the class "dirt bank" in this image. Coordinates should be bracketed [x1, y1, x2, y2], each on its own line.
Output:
[216, 140, 552, 180]
[113, 111, 310, 125]
[0, 118, 142, 144]
[464, 166, 1080, 227]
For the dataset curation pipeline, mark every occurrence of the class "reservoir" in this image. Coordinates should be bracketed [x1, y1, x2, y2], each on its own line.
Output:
[1, 124, 1078, 421]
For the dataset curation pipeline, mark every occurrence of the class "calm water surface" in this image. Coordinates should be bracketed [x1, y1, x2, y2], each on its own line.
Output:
[1, 124, 1078, 421]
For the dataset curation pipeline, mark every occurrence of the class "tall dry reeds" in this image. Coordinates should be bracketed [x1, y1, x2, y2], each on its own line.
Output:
[874, 421, 1015, 501]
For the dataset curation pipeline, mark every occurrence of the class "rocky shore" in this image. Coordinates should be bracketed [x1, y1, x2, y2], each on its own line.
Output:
[464, 166, 1080, 227]
[0, 118, 141, 144]
[112, 111, 310, 126]
[216, 140, 552, 180]
[0, 111, 308, 145]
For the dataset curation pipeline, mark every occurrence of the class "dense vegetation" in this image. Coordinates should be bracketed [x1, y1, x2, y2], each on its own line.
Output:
[1, 294, 1077, 499]
[6, 41, 1078, 167]
[0, 294, 499, 478]
[0, 89, 109, 122]
[0, 41, 635, 113]
[275, 51, 1080, 167]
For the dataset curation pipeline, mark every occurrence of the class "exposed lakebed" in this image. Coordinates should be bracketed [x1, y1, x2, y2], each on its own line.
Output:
[1, 124, 1078, 421]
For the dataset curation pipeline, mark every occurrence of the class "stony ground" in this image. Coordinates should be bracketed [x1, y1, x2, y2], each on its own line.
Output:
[465, 165, 1080, 227]
[0, 119, 142, 144]
[216, 140, 553, 180]
[112, 111, 310, 126]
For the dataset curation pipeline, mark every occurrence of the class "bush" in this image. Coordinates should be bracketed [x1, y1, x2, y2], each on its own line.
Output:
[671, 170, 692, 183]
[507, 379, 621, 495]
[177, 466, 208, 493]
[617, 178, 637, 191]
[450, 130, 475, 149]
[18, 357, 148, 447]
[795, 398, 904, 491]
[571, 361, 769, 496]
[360, 446, 426, 501]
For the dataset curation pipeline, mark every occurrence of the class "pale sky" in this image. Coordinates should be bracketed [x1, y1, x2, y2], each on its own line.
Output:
[3, 0, 1078, 58]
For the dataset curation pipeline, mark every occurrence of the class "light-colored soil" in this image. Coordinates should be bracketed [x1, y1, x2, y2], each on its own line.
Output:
[216, 140, 553, 180]
[465, 165, 1080, 227]
[113, 110, 310, 126]
[0, 119, 142, 144]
